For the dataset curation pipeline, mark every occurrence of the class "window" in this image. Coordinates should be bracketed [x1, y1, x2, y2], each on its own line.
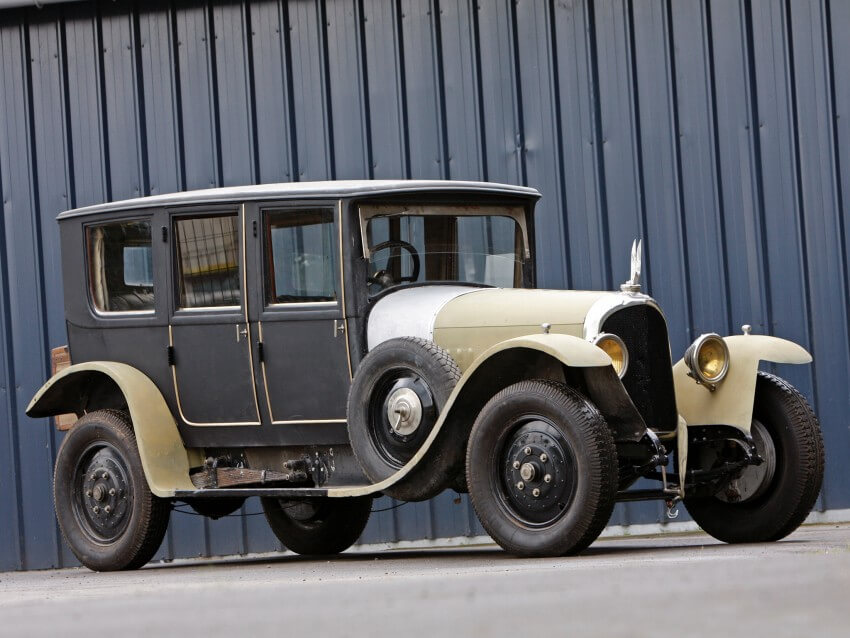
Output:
[87, 220, 154, 313]
[265, 209, 338, 304]
[363, 205, 523, 295]
[174, 214, 241, 308]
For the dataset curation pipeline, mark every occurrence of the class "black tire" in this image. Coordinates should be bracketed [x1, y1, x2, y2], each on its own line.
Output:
[685, 372, 825, 543]
[347, 337, 461, 501]
[183, 497, 246, 520]
[467, 380, 618, 557]
[53, 409, 170, 571]
[261, 496, 372, 555]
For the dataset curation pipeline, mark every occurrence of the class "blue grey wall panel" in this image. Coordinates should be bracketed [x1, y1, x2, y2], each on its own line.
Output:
[1, 0, 849, 571]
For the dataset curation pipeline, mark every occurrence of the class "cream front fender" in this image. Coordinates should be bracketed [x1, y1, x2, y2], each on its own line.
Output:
[325, 333, 626, 498]
[27, 361, 199, 498]
[470, 333, 615, 368]
[673, 335, 812, 434]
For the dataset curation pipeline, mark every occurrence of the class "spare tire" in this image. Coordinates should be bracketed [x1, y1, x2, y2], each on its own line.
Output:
[347, 337, 461, 501]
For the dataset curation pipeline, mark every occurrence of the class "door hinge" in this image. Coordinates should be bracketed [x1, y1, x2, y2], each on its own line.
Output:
[257, 341, 264, 362]
[167, 345, 175, 366]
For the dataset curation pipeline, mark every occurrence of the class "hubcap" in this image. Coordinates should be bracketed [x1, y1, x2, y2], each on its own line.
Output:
[73, 443, 132, 543]
[386, 387, 423, 436]
[717, 419, 777, 503]
[369, 371, 437, 468]
[497, 418, 577, 527]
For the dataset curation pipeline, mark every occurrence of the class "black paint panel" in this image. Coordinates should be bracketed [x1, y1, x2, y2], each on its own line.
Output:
[171, 321, 258, 424]
[260, 313, 350, 422]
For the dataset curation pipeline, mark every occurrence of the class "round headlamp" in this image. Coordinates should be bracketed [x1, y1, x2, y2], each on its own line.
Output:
[592, 333, 628, 378]
[684, 333, 730, 388]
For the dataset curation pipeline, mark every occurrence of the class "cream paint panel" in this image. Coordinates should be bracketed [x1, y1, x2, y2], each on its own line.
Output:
[434, 324, 584, 370]
[322, 334, 612, 497]
[673, 335, 812, 433]
[434, 288, 614, 330]
[27, 362, 198, 497]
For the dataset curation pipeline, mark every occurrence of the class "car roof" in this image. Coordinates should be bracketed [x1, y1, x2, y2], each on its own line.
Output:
[57, 180, 541, 220]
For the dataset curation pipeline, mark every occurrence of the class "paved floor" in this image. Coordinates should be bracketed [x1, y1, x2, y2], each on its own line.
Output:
[1, 524, 849, 637]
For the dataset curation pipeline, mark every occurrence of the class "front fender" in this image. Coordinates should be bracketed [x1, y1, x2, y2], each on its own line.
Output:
[327, 334, 640, 498]
[27, 361, 198, 497]
[673, 335, 812, 434]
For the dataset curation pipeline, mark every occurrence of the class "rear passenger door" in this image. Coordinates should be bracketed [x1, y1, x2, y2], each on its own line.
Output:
[168, 206, 261, 426]
[250, 203, 351, 424]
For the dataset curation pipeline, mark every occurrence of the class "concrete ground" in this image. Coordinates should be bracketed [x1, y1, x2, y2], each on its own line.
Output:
[1, 524, 848, 637]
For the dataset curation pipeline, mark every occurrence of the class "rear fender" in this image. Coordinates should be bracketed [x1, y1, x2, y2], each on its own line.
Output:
[27, 361, 199, 497]
[673, 335, 811, 434]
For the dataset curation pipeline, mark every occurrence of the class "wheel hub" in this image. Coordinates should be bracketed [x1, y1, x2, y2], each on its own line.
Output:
[386, 387, 423, 436]
[717, 419, 777, 503]
[370, 372, 437, 468]
[519, 462, 537, 482]
[500, 419, 576, 527]
[74, 444, 132, 543]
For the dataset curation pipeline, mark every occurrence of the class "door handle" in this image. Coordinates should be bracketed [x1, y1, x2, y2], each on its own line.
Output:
[237, 325, 248, 342]
[333, 319, 346, 338]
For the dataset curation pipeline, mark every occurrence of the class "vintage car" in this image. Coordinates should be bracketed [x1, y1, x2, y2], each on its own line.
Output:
[28, 180, 824, 571]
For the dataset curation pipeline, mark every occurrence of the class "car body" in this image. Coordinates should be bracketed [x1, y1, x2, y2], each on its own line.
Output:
[28, 180, 824, 570]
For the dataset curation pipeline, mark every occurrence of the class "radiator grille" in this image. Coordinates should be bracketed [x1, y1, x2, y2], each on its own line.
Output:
[601, 304, 678, 433]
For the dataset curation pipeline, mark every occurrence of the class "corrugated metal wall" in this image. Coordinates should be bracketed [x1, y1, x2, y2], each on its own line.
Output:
[1, 0, 848, 571]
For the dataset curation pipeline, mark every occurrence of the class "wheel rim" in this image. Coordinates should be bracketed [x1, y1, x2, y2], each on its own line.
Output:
[716, 418, 777, 503]
[71, 442, 133, 544]
[368, 370, 437, 468]
[495, 417, 577, 528]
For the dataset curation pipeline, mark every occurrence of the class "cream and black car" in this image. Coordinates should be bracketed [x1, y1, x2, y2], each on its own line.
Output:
[28, 180, 824, 571]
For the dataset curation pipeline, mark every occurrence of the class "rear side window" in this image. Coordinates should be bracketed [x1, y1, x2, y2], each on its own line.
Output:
[174, 214, 241, 308]
[87, 220, 154, 313]
[265, 209, 338, 304]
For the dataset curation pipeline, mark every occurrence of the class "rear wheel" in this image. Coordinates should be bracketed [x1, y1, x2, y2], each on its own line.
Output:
[685, 372, 825, 543]
[261, 496, 372, 555]
[53, 409, 170, 571]
[467, 380, 618, 557]
[183, 497, 246, 519]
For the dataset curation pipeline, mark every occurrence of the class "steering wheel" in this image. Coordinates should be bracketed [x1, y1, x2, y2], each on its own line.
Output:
[368, 240, 421, 288]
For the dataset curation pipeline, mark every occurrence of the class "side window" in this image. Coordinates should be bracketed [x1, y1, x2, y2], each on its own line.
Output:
[87, 220, 154, 313]
[265, 209, 338, 304]
[174, 214, 241, 308]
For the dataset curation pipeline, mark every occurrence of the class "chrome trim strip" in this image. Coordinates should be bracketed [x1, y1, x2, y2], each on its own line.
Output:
[339, 200, 353, 381]
[258, 320, 275, 421]
[583, 292, 665, 341]
[265, 301, 339, 309]
[92, 309, 155, 317]
[242, 204, 263, 424]
[174, 305, 241, 312]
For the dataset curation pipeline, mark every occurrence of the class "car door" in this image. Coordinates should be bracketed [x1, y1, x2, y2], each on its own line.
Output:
[168, 206, 261, 425]
[251, 203, 351, 424]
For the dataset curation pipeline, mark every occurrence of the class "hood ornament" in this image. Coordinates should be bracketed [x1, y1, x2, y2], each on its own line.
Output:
[620, 239, 642, 294]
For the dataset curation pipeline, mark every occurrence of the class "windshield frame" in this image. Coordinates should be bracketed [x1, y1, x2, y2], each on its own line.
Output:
[358, 203, 531, 262]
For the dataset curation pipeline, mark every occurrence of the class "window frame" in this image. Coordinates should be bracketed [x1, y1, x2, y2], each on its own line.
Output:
[170, 208, 244, 315]
[83, 215, 157, 318]
[262, 206, 341, 308]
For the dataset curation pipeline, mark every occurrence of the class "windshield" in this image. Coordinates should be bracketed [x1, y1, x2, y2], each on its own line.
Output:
[362, 204, 526, 296]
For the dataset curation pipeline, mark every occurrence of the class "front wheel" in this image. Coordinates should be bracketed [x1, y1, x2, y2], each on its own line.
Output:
[467, 380, 618, 557]
[685, 372, 825, 543]
[53, 410, 170, 571]
[261, 496, 372, 555]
